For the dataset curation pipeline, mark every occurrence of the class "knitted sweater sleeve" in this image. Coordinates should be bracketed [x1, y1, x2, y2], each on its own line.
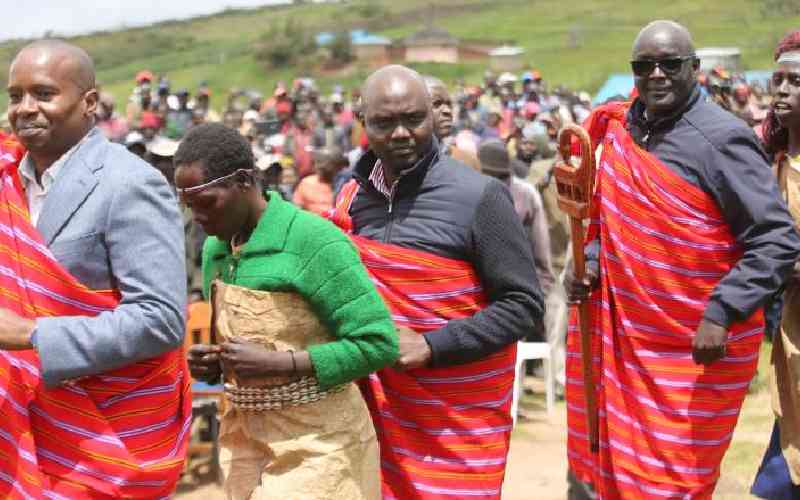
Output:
[422, 180, 545, 366]
[293, 229, 399, 390]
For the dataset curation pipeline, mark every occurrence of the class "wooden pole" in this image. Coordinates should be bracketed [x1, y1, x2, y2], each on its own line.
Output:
[553, 124, 599, 453]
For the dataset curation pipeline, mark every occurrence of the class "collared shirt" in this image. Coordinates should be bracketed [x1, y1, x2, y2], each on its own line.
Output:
[367, 151, 432, 201]
[18, 137, 86, 226]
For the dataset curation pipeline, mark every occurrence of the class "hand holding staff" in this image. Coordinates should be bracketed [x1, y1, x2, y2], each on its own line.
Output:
[554, 124, 599, 453]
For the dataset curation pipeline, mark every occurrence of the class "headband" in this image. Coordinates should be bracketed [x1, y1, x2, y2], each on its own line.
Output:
[777, 51, 800, 65]
[176, 169, 253, 196]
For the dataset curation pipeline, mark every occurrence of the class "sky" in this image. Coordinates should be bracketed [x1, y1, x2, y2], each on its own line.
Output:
[2, 1, 288, 42]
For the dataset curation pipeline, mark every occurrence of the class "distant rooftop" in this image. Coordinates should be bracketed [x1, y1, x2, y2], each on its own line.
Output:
[404, 26, 458, 47]
[489, 45, 525, 57]
[316, 29, 391, 47]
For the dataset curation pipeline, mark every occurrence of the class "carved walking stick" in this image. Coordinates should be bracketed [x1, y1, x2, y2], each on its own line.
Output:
[554, 124, 599, 453]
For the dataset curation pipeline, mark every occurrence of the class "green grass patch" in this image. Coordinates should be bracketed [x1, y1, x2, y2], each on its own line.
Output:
[1, 0, 798, 112]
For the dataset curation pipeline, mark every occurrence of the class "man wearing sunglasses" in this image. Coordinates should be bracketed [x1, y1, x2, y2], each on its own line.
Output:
[564, 20, 799, 499]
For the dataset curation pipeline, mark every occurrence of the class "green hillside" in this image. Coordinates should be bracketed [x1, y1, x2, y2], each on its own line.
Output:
[1, 0, 798, 111]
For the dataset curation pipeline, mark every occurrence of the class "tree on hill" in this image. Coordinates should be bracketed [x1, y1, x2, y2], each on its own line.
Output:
[255, 18, 317, 69]
[753, 0, 800, 16]
[329, 31, 354, 66]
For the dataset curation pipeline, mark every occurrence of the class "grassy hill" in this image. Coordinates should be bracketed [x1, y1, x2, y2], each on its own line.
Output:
[1, 0, 798, 111]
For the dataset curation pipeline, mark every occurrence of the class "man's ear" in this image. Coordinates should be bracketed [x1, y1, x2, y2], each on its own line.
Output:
[237, 169, 255, 188]
[83, 89, 99, 118]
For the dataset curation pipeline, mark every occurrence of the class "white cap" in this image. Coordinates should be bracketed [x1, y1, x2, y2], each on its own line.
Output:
[243, 110, 261, 122]
[497, 72, 518, 85]
[124, 131, 145, 147]
[147, 136, 180, 157]
[256, 154, 282, 171]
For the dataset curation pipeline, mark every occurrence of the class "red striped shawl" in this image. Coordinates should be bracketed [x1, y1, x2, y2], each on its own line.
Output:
[566, 103, 764, 499]
[330, 180, 516, 499]
[0, 137, 191, 499]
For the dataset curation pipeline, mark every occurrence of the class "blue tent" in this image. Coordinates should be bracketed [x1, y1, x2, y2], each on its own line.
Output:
[592, 70, 772, 107]
[592, 74, 634, 106]
[744, 70, 772, 86]
[316, 30, 390, 47]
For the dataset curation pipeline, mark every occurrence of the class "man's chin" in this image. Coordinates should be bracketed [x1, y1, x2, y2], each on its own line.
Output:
[385, 156, 418, 173]
[14, 129, 50, 148]
[646, 95, 679, 116]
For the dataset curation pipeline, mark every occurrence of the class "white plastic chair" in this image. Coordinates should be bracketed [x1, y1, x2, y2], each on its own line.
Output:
[511, 341, 555, 426]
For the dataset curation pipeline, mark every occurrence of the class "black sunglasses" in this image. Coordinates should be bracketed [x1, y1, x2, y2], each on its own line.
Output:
[630, 55, 696, 77]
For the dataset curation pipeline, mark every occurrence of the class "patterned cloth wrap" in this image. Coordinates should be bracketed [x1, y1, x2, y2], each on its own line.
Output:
[329, 180, 516, 500]
[0, 135, 191, 499]
[566, 102, 764, 499]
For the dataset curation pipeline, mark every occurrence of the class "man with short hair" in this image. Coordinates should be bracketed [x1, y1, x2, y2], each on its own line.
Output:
[1, 40, 189, 497]
[329, 64, 544, 499]
[565, 21, 800, 498]
[423, 75, 481, 171]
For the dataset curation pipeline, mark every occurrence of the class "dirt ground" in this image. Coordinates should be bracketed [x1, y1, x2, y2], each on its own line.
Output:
[176, 373, 773, 500]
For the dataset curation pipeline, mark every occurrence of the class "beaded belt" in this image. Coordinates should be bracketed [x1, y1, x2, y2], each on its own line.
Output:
[224, 376, 347, 411]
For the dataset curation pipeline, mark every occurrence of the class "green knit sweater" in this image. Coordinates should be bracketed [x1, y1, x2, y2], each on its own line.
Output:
[202, 192, 398, 390]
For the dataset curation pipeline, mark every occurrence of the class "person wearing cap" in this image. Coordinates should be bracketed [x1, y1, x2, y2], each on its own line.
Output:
[177, 123, 397, 500]
[423, 75, 482, 171]
[138, 110, 162, 142]
[127, 73, 155, 125]
[155, 77, 171, 121]
[479, 139, 554, 304]
[517, 122, 554, 170]
[564, 21, 799, 498]
[536, 110, 560, 151]
[136, 70, 154, 86]
[516, 121, 571, 401]
[194, 84, 220, 123]
[165, 88, 193, 139]
[146, 135, 180, 182]
[255, 154, 292, 201]
[142, 134, 206, 297]
[239, 109, 261, 138]
[124, 131, 147, 158]
[293, 146, 347, 216]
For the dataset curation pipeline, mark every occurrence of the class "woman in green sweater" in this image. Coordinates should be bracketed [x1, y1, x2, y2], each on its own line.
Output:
[178, 123, 398, 500]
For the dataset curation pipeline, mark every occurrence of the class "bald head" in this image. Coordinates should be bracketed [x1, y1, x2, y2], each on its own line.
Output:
[631, 20, 699, 118]
[632, 20, 694, 58]
[421, 75, 454, 139]
[12, 40, 96, 93]
[423, 75, 445, 91]
[362, 65, 430, 113]
[361, 65, 434, 175]
[7, 40, 98, 169]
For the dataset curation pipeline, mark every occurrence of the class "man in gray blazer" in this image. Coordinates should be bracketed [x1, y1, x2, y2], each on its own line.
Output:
[2, 40, 186, 386]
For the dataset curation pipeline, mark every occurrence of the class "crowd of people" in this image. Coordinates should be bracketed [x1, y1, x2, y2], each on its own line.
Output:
[1, 16, 800, 500]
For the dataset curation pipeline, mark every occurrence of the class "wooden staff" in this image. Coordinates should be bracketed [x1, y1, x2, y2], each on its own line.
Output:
[553, 124, 599, 453]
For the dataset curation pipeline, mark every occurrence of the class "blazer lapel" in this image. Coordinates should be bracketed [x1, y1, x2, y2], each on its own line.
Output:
[37, 129, 104, 245]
